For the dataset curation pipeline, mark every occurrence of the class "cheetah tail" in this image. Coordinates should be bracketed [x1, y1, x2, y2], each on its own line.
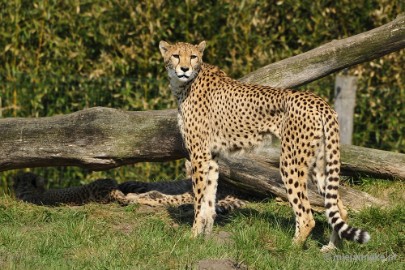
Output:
[323, 114, 370, 244]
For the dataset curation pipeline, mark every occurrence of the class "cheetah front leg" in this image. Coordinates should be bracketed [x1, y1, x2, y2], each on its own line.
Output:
[191, 157, 219, 237]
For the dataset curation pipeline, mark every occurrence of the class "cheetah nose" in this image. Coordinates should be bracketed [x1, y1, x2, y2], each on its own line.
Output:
[180, 67, 189, 72]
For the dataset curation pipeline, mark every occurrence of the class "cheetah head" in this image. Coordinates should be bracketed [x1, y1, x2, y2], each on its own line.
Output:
[159, 41, 206, 83]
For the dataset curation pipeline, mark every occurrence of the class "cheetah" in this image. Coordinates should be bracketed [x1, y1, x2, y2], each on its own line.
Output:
[119, 178, 245, 213]
[13, 172, 245, 213]
[159, 40, 370, 250]
[13, 172, 129, 206]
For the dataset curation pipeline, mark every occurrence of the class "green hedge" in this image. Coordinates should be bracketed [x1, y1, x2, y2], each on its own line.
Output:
[0, 0, 403, 190]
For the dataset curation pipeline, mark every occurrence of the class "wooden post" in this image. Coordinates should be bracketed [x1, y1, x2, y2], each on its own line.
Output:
[334, 75, 358, 145]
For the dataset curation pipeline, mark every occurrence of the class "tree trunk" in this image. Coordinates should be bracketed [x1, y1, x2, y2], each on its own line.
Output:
[0, 107, 394, 210]
[2, 16, 404, 210]
[239, 13, 405, 88]
[0, 108, 185, 171]
[1, 107, 404, 181]
[218, 155, 388, 212]
[334, 75, 357, 145]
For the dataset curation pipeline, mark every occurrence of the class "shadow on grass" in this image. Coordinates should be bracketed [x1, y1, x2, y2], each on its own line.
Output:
[235, 207, 331, 248]
[166, 200, 332, 248]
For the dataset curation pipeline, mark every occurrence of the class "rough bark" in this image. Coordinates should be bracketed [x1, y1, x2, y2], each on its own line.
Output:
[0, 108, 186, 171]
[1, 107, 404, 182]
[240, 13, 405, 88]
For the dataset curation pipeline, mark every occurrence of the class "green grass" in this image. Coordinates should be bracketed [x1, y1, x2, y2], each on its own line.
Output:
[0, 180, 403, 270]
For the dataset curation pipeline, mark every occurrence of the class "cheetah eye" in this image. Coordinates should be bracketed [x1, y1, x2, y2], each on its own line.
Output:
[172, 54, 180, 59]
[191, 55, 197, 59]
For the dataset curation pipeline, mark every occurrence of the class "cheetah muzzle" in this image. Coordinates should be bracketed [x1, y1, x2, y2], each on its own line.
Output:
[159, 40, 370, 251]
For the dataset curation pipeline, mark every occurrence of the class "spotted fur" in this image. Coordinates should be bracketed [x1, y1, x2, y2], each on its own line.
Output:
[13, 172, 128, 205]
[159, 41, 370, 249]
[13, 172, 244, 214]
[119, 179, 245, 213]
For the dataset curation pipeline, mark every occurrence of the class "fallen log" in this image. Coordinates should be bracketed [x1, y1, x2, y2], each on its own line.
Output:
[218, 155, 388, 211]
[2, 17, 404, 209]
[1, 107, 404, 182]
[0, 108, 185, 171]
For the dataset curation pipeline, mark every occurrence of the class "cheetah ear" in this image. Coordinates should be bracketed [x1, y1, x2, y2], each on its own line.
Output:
[197, 41, 206, 54]
[159, 41, 171, 57]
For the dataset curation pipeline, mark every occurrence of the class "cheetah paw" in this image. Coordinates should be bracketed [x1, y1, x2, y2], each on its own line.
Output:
[320, 242, 338, 253]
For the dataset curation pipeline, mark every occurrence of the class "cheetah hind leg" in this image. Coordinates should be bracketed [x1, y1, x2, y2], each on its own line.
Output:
[292, 187, 315, 246]
[280, 152, 315, 246]
[282, 173, 315, 246]
[215, 195, 246, 214]
[125, 191, 194, 207]
[125, 191, 245, 213]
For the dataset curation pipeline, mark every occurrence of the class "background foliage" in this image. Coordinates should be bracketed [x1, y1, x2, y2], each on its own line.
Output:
[0, 0, 403, 190]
